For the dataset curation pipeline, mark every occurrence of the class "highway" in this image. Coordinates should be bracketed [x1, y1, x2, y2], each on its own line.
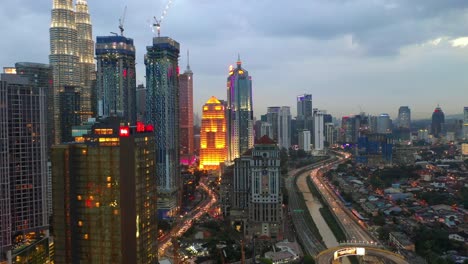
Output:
[158, 181, 218, 257]
[285, 161, 330, 256]
[316, 246, 409, 264]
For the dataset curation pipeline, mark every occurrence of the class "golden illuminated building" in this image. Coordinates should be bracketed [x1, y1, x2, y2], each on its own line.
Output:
[200, 96, 226, 170]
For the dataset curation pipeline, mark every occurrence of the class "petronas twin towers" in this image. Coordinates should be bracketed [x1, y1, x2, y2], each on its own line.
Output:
[49, 0, 95, 144]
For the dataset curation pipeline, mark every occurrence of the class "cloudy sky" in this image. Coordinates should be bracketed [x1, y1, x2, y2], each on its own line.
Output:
[1, 0, 468, 120]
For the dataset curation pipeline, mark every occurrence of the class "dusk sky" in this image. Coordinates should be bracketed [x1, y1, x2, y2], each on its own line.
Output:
[1, 0, 468, 120]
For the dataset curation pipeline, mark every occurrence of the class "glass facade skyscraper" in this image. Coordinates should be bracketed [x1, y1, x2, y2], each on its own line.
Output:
[96, 35, 136, 123]
[0, 74, 50, 263]
[398, 106, 411, 129]
[431, 106, 445, 138]
[227, 57, 254, 162]
[179, 54, 194, 156]
[145, 37, 180, 218]
[52, 119, 157, 263]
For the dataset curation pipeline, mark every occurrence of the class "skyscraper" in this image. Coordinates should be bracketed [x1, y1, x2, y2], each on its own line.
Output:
[266, 107, 280, 143]
[227, 56, 254, 162]
[52, 119, 157, 263]
[296, 94, 313, 140]
[145, 36, 180, 218]
[0, 74, 50, 263]
[199, 96, 226, 171]
[463, 107, 468, 139]
[314, 111, 325, 151]
[136, 84, 146, 121]
[14, 62, 53, 150]
[96, 35, 136, 123]
[179, 51, 194, 156]
[75, 0, 96, 121]
[50, 0, 79, 144]
[377, 113, 392, 134]
[398, 106, 411, 129]
[298, 130, 311, 152]
[278, 106, 291, 149]
[59, 86, 81, 142]
[245, 136, 283, 240]
[431, 106, 445, 138]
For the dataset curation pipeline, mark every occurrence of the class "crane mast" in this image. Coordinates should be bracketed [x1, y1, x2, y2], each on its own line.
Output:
[152, 0, 174, 37]
[119, 6, 127, 36]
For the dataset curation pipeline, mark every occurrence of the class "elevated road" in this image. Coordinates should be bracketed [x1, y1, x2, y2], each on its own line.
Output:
[316, 245, 409, 264]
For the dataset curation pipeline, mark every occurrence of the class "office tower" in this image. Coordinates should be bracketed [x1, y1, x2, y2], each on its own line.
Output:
[314, 111, 325, 150]
[398, 106, 411, 129]
[299, 130, 311, 152]
[357, 134, 393, 165]
[247, 136, 283, 240]
[296, 94, 313, 141]
[199, 96, 226, 171]
[14, 62, 53, 150]
[278, 106, 291, 149]
[325, 123, 335, 146]
[368, 115, 378, 133]
[463, 107, 468, 139]
[136, 84, 146, 121]
[59, 86, 81, 142]
[266, 107, 280, 142]
[145, 36, 180, 218]
[418, 129, 429, 141]
[50, 0, 79, 143]
[75, 0, 95, 121]
[431, 106, 445, 138]
[0, 74, 50, 263]
[52, 119, 157, 264]
[341, 116, 360, 143]
[96, 35, 136, 123]
[377, 113, 392, 134]
[226, 56, 254, 162]
[179, 52, 194, 156]
[296, 94, 312, 120]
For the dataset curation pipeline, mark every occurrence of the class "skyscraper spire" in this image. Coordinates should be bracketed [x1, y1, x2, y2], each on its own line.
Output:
[237, 53, 242, 66]
[186, 49, 191, 71]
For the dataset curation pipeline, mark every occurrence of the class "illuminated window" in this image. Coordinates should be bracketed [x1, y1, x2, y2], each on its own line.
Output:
[78, 221, 83, 227]
[114, 210, 119, 215]
[84, 234, 88, 240]
[106, 176, 111, 182]
[107, 183, 112, 188]
[95, 202, 100, 207]
[77, 195, 82, 201]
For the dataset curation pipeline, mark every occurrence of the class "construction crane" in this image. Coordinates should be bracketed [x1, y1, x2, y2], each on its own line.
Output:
[152, 0, 174, 37]
[119, 6, 127, 36]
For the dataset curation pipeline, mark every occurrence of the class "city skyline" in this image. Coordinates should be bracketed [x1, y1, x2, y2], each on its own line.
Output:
[1, 0, 468, 119]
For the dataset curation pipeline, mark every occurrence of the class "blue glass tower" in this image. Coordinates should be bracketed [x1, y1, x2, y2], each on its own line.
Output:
[227, 56, 254, 162]
[145, 37, 180, 218]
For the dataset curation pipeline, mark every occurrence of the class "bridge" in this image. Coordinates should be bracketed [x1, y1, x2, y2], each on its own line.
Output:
[315, 243, 409, 264]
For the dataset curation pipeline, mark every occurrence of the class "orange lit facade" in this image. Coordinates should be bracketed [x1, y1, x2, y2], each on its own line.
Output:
[200, 96, 226, 170]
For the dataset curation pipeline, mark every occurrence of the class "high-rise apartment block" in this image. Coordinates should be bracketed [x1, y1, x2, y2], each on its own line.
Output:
[199, 96, 226, 171]
[325, 123, 335, 146]
[299, 130, 311, 152]
[145, 36, 180, 218]
[179, 53, 194, 157]
[227, 57, 254, 162]
[0, 74, 51, 263]
[314, 111, 325, 151]
[51, 119, 157, 264]
[96, 35, 136, 123]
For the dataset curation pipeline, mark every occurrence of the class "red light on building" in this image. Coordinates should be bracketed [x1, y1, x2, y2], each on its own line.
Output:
[145, 124, 154, 132]
[136, 122, 145, 132]
[85, 199, 93, 208]
[123, 69, 127, 78]
[119, 126, 130, 137]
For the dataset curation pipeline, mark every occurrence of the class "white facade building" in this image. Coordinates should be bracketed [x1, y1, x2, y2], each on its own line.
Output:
[299, 130, 311, 152]
[314, 111, 325, 151]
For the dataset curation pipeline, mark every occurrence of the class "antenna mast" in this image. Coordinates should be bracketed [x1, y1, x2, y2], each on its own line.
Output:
[152, 0, 174, 37]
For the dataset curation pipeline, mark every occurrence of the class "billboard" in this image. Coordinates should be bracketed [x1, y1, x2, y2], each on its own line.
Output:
[334, 247, 365, 260]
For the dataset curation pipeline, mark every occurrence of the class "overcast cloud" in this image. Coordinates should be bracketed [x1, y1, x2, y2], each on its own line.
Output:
[1, 0, 468, 119]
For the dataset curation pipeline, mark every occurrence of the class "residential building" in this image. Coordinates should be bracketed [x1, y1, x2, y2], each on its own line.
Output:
[325, 122, 335, 146]
[226, 56, 254, 162]
[314, 110, 325, 151]
[96, 35, 136, 123]
[145, 36, 180, 218]
[298, 130, 311, 152]
[51, 118, 157, 263]
[0, 74, 51, 263]
[199, 96, 226, 171]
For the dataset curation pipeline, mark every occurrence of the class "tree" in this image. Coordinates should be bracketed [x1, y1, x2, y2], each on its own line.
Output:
[259, 258, 273, 264]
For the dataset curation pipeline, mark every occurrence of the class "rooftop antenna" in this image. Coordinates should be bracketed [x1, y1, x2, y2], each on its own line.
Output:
[152, 0, 174, 37]
[119, 6, 127, 36]
[187, 49, 191, 71]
